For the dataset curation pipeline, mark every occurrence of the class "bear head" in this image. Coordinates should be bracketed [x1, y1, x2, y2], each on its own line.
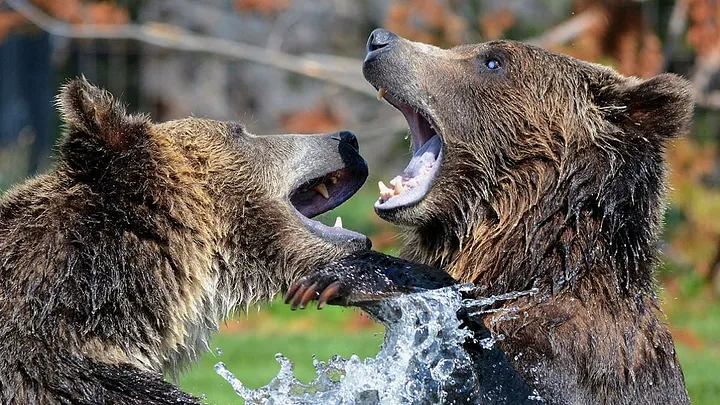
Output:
[0, 77, 369, 374]
[362, 29, 693, 291]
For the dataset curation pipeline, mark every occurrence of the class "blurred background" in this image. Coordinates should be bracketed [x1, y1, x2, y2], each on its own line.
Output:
[1, 0, 719, 403]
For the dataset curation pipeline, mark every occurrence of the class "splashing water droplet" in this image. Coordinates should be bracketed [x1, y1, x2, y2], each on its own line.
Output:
[215, 285, 536, 404]
[431, 359, 456, 382]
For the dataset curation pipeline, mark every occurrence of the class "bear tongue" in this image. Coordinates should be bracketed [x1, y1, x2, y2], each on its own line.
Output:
[405, 137, 440, 177]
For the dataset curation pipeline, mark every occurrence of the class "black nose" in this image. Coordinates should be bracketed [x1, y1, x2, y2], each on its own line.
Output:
[366, 28, 398, 54]
[334, 131, 359, 152]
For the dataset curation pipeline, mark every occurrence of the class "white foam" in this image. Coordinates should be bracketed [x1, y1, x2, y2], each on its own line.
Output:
[215, 285, 539, 404]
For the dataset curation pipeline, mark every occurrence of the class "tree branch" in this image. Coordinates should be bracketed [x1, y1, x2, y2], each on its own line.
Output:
[662, 0, 688, 73]
[5, 0, 375, 97]
[12, 0, 717, 111]
[691, 45, 720, 110]
[526, 8, 604, 47]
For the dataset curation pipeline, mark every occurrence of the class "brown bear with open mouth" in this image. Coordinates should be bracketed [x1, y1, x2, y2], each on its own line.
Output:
[0, 78, 369, 404]
[289, 29, 693, 404]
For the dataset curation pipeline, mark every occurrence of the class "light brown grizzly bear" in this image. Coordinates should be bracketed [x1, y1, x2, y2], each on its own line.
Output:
[289, 29, 694, 404]
[0, 78, 369, 404]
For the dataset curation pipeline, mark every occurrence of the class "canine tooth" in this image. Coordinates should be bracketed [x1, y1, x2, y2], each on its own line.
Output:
[377, 88, 387, 101]
[334, 216, 343, 228]
[393, 177, 404, 194]
[313, 184, 330, 199]
[379, 181, 395, 200]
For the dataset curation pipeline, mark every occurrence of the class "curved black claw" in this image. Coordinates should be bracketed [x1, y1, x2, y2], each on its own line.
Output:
[286, 251, 458, 310]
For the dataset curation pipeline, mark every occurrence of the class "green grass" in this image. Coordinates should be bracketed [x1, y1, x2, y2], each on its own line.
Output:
[179, 330, 383, 404]
[661, 284, 720, 405]
[179, 302, 383, 404]
[676, 345, 720, 405]
[178, 292, 720, 405]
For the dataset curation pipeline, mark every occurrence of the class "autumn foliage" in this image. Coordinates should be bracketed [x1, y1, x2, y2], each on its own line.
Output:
[234, 0, 291, 15]
[2, 0, 720, 293]
[687, 0, 720, 57]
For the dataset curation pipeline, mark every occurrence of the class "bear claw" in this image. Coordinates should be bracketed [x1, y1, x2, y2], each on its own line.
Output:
[287, 277, 342, 310]
[317, 281, 342, 309]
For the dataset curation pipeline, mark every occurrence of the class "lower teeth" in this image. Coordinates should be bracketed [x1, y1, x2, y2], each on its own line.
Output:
[378, 175, 412, 201]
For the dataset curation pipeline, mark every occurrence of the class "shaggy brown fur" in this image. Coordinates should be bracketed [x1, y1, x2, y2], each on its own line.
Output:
[291, 30, 693, 404]
[0, 78, 369, 404]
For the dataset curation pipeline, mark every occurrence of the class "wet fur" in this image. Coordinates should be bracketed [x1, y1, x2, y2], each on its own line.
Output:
[361, 36, 693, 404]
[0, 78, 367, 404]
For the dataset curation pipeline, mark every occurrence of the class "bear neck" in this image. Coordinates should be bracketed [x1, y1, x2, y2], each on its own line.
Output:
[52, 132, 236, 374]
[404, 146, 666, 298]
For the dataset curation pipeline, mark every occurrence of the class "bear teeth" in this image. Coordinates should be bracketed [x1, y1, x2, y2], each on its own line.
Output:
[379, 176, 409, 201]
[378, 181, 394, 200]
[377, 88, 387, 101]
[389, 175, 404, 194]
[334, 216, 343, 228]
[313, 184, 330, 199]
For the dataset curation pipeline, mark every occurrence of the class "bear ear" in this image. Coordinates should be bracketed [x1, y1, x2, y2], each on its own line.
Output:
[598, 73, 694, 140]
[57, 77, 148, 149]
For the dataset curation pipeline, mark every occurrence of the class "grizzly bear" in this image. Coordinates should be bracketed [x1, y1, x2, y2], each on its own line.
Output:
[0, 78, 370, 404]
[288, 29, 693, 404]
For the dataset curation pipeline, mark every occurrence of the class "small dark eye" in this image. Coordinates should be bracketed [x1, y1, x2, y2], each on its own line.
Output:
[486, 58, 501, 70]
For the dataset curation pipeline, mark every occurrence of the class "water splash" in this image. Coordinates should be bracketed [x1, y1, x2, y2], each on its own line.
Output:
[215, 285, 541, 404]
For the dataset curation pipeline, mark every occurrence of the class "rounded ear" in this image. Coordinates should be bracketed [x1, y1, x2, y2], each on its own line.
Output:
[596, 73, 694, 140]
[56, 76, 149, 149]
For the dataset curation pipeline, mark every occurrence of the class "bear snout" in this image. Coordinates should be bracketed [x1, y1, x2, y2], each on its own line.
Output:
[366, 28, 399, 57]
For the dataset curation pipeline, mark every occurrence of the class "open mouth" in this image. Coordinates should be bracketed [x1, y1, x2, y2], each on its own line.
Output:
[289, 166, 368, 245]
[375, 89, 443, 211]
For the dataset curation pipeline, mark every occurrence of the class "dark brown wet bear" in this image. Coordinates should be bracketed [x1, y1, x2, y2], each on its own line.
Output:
[289, 29, 693, 404]
[0, 78, 369, 404]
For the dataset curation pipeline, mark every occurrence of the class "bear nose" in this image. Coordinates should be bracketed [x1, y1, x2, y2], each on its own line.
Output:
[339, 131, 359, 152]
[332, 131, 359, 152]
[366, 28, 398, 54]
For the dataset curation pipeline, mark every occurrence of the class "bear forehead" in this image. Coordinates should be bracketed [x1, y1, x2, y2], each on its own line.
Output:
[153, 118, 243, 135]
[445, 40, 607, 82]
[449, 40, 557, 60]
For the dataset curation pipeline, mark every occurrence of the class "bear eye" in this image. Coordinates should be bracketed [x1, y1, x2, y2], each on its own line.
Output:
[486, 58, 501, 70]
